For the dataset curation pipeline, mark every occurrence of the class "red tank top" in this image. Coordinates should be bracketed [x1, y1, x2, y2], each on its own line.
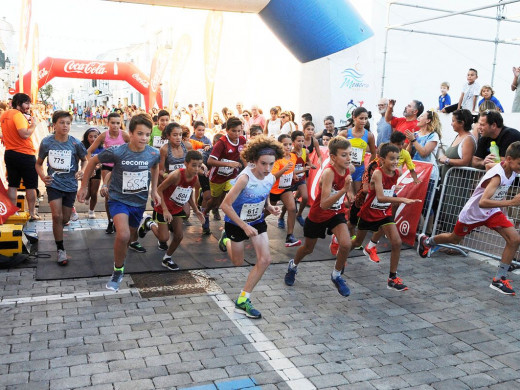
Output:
[155, 168, 197, 215]
[358, 167, 398, 222]
[307, 164, 349, 223]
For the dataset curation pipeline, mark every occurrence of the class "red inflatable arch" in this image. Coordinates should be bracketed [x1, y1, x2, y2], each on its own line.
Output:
[11, 57, 163, 111]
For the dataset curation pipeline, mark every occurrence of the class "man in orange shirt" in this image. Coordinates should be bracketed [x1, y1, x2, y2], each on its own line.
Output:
[0, 93, 39, 220]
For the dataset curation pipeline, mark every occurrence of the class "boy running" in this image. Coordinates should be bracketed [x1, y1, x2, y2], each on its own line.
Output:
[355, 143, 421, 291]
[36, 111, 87, 265]
[78, 114, 160, 291]
[284, 136, 354, 296]
[419, 141, 520, 295]
[218, 136, 284, 319]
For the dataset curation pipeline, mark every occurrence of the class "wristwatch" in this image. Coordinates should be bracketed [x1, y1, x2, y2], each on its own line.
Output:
[444, 158, 450, 166]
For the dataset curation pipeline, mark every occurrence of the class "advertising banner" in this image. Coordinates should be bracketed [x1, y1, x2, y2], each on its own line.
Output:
[148, 47, 169, 110]
[204, 11, 223, 124]
[168, 35, 192, 111]
[31, 24, 39, 103]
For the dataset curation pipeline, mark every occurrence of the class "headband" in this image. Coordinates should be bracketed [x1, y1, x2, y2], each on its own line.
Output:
[258, 148, 276, 156]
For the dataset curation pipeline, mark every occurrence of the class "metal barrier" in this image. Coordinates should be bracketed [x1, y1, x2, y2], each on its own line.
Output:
[429, 166, 520, 266]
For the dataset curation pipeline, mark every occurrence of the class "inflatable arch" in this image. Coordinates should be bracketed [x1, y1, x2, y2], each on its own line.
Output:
[12, 57, 163, 110]
[106, 0, 373, 63]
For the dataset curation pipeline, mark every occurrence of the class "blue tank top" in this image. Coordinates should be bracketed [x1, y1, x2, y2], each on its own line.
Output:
[346, 128, 369, 166]
[224, 166, 275, 226]
[166, 141, 187, 172]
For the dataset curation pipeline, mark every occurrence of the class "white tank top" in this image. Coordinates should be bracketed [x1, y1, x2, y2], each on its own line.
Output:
[267, 118, 282, 138]
[459, 163, 516, 224]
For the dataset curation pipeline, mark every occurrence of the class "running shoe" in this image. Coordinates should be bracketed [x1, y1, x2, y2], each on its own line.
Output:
[351, 235, 363, 250]
[284, 260, 297, 286]
[329, 234, 339, 256]
[70, 207, 79, 221]
[212, 208, 221, 221]
[57, 249, 68, 266]
[162, 258, 180, 271]
[490, 277, 515, 295]
[129, 241, 146, 253]
[296, 215, 305, 227]
[363, 245, 380, 263]
[417, 233, 430, 258]
[331, 275, 350, 296]
[235, 298, 261, 319]
[138, 214, 152, 238]
[105, 221, 115, 234]
[158, 241, 168, 251]
[202, 215, 210, 235]
[218, 231, 228, 252]
[285, 234, 302, 247]
[387, 276, 409, 291]
[278, 217, 285, 229]
[88, 210, 96, 219]
[106, 270, 124, 291]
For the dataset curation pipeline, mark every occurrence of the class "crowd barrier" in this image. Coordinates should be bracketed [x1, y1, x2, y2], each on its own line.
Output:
[429, 166, 520, 266]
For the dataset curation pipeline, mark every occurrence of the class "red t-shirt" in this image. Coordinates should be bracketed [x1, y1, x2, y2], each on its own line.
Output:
[155, 168, 197, 215]
[307, 164, 349, 223]
[208, 134, 246, 184]
[358, 167, 398, 222]
[390, 117, 418, 135]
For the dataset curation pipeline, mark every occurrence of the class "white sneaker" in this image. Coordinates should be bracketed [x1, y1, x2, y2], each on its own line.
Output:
[88, 210, 96, 219]
[57, 249, 68, 265]
[70, 207, 79, 221]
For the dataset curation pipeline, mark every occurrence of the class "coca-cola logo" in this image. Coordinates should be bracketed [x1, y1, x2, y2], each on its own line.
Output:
[38, 68, 49, 80]
[64, 60, 107, 75]
[132, 73, 149, 88]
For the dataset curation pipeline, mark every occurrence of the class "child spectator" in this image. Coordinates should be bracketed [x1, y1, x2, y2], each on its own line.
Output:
[479, 85, 504, 112]
[438, 81, 451, 110]
[458, 68, 480, 112]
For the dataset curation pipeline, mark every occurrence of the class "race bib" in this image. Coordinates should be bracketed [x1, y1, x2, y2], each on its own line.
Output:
[240, 201, 264, 222]
[330, 189, 345, 211]
[491, 185, 509, 201]
[170, 186, 192, 206]
[351, 147, 363, 165]
[279, 172, 293, 189]
[295, 163, 304, 179]
[217, 159, 235, 176]
[153, 136, 167, 148]
[48, 150, 72, 173]
[168, 163, 184, 172]
[370, 188, 394, 210]
[122, 170, 148, 194]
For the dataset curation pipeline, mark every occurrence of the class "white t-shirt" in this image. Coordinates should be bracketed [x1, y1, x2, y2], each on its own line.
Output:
[280, 121, 295, 135]
[267, 118, 282, 138]
[461, 82, 481, 111]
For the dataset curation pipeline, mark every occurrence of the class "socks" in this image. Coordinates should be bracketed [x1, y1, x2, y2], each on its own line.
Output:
[56, 240, 64, 251]
[163, 254, 172, 260]
[288, 259, 298, 270]
[367, 240, 377, 249]
[331, 269, 342, 279]
[389, 272, 397, 279]
[237, 290, 250, 304]
[222, 237, 230, 246]
[426, 237, 436, 246]
[114, 265, 124, 272]
[495, 262, 509, 280]
[146, 219, 157, 230]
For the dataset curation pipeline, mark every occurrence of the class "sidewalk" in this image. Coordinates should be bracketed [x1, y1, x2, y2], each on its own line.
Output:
[1, 244, 520, 389]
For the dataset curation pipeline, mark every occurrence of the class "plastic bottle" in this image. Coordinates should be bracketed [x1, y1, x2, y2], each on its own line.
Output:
[489, 141, 500, 163]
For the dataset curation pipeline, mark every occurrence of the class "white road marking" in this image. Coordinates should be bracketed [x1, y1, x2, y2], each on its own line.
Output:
[0, 288, 137, 305]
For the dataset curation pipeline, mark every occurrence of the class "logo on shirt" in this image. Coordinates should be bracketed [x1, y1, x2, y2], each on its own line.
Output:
[122, 160, 148, 166]
[228, 149, 233, 153]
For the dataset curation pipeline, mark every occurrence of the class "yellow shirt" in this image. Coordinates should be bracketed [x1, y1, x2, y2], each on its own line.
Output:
[399, 149, 415, 171]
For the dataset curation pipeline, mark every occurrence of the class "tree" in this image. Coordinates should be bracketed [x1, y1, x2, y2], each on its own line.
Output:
[38, 84, 53, 105]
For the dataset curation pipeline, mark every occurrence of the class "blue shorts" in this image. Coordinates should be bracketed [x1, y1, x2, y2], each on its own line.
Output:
[351, 164, 365, 182]
[108, 200, 145, 228]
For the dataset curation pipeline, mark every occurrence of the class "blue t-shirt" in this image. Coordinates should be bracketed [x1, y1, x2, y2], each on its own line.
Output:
[39, 135, 87, 192]
[224, 166, 275, 226]
[97, 144, 160, 207]
[439, 94, 451, 110]
[190, 134, 212, 145]
[478, 96, 504, 112]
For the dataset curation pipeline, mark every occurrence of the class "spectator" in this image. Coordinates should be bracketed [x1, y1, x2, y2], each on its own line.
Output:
[472, 110, 520, 169]
[250, 105, 266, 129]
[512, 66, 520, 113]
[235, 102, 244, 117]
[301, 113, 312, 129]
[446, 68, 480, 113]
[0, 93, 40, 220]
[385, 99, 423, 135]
[478, 85, 504, 112]
[265, 107, 281, 138]
[472, 100, 498, 140]
[280, 111, 296, 135]
[375, 98, 391, 146]
[438, 81, 451, 111]
[316, 115, 337, 141]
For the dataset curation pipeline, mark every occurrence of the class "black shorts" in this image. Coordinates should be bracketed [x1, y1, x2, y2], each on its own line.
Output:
[303, 213, 347, 239]
[225, 221, 267, 242]
[349, 204, 361, 226]
[198, 174, 210, 193]
[357, 216, 395, 232]
[47, 187, 76, 208]
[269, 191, 288, 204]
[90, 168, 101, 180]
[152, 209, 186, 223]
[101, 165, 113, 172]
[4, 150, 38, 189]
